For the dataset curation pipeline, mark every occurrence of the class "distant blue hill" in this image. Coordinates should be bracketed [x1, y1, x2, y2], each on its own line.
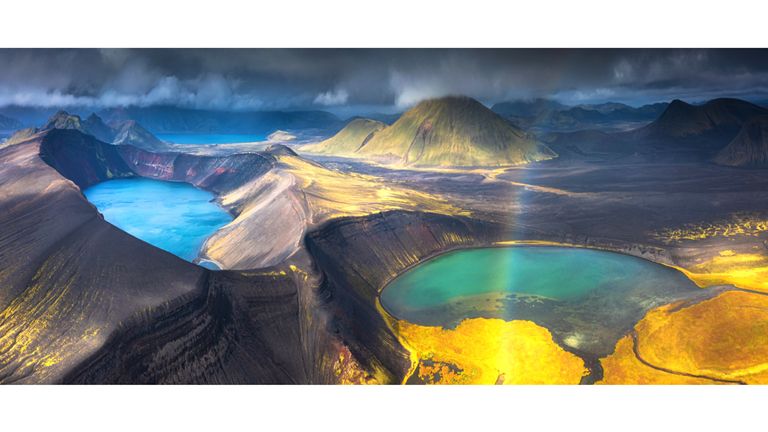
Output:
[491, 98, 668, 132]
[98, 105, 344, 135]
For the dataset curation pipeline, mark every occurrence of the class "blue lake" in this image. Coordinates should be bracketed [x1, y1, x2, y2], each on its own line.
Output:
[157, 133, 267, 144]
[83, 178, 233, 263]
[380, 246, 698, 326]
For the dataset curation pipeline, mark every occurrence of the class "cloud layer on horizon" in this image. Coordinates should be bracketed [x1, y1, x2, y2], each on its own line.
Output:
[1, 49, 767, 113]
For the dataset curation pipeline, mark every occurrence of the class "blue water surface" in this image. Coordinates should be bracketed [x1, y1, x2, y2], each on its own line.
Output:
[380, 246, 698, 322]
[84, 178, 233, 262]
[157, 133, 267, 144]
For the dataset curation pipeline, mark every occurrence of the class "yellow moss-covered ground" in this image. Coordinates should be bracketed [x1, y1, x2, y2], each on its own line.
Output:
[599, 335, 719, 384]
[676, 250, 768, 293]
[655, 213, 768, 242]
[395, 318, 587, 384]
[600, 290, 768, 384]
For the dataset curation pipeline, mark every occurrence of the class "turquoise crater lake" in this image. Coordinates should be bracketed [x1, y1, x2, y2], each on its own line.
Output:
[83, 178, 233, 264]
[380, 246, 699, 327]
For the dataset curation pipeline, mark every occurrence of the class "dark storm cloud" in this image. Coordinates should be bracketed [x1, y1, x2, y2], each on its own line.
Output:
[0, 49, 767, 112]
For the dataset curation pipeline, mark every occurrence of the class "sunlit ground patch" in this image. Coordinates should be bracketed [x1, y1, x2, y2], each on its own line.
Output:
[654, 213, 768, 242]
[676, 250, 768, 293]
[396, 318, 587, 384]
[600, 290, 768, 384]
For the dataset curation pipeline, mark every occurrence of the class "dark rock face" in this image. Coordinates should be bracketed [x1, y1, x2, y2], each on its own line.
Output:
[305, 211, 505, 381]
[64, 270, 311, 384]
[110, 120, 166, 150]
[118, 146, 276, 195]
[715, 116, 768, 167]
[39, 129, 136, 188]
[82, 113, 116, 143]
[38, 128, 276, 194]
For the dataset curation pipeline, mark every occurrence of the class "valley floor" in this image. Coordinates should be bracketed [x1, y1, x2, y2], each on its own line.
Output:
[2, 132, 767, 384]
[301, 153, 768, 384]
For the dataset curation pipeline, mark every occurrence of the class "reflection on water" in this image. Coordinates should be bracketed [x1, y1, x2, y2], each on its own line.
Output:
[381, 246, 699, 329]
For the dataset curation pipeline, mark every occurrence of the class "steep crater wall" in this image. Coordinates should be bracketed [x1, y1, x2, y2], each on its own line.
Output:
[305, 210, 506, 381]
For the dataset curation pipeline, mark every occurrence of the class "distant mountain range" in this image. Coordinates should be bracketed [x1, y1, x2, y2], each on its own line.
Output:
[306, 96, 556, 167]
[632, 98, 768, 144]
[352, 113, 402, 125]
[491, 98, 669, 132]
[4, 111, 165, 150]
[543, 98, 768, 164]
[0, 106, 62, 127]
[4, 96, 768, 168]
[0, 105, 346, 136]
[97, 106, 344, 135]
[0, 113, 22, 131]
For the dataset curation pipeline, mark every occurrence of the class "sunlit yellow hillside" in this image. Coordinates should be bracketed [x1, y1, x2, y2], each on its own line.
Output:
[303, 118, 386, 155]
[359, 96, 556, 167]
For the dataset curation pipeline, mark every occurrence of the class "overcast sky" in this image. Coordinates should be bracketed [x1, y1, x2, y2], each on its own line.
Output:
[1, 49, 767, 114]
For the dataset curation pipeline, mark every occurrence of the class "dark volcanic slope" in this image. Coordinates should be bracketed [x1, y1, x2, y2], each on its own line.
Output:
[0, 129, 414, 384]
[306, 211, 504, 380]
[631, 98, 768, 150]
[38, 128, 276, 193]
[0, 137, 204, 383]
[714, 116, 768, 167]
[63, 269, 312, 384]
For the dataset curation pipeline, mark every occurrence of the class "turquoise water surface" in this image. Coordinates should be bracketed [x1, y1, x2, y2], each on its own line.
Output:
[380, 246, 698, 323]
[83, 178, 233, 263]
[157, 133, 267, 144]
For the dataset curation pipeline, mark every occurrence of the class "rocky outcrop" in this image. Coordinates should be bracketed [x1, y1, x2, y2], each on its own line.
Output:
[111, 120, 166, 150]
[4, 111, 166, 151]
[118, 145, 276, 195]
[39, 129, 136, 188]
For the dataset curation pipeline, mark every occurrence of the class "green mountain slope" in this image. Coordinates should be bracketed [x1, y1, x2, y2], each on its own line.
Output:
[359, 96, 556, 167]
[303, 118, 386, 155]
